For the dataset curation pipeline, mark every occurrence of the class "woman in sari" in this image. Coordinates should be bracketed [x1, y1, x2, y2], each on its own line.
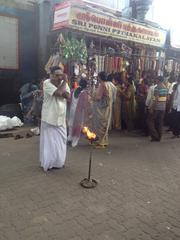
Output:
[112, 73, 123, 130]
[68, 78, 90, 147]
[92, 72, 117, 148]
[121, 76, 135, 131]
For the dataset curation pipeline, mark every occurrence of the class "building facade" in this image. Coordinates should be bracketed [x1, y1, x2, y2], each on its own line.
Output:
[0, 0, 38, 105]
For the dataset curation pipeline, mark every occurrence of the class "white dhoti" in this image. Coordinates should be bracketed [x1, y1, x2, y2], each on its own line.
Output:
[40, 121, 67, 171]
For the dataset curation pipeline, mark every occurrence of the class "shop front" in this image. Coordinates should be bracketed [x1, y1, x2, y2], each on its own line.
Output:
[46, 1, 167, 86]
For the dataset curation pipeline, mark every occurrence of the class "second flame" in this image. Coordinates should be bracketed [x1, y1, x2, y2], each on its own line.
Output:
[82, 127, 96, 140]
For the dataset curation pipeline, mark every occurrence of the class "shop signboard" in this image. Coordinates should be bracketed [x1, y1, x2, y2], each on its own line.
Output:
[53, 2, 71, 30]
[53, 3, 167, 48]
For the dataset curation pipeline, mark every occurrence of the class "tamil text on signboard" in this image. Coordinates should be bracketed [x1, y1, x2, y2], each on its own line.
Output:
[53, 4, 167, 48]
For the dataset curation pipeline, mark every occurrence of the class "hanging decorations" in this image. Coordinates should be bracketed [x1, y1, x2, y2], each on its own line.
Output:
[45, 34, 88, 75]
[62, 37, 88, 62]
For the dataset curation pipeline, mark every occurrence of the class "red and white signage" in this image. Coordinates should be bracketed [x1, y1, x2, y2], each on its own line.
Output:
[53, 2, 71, 30]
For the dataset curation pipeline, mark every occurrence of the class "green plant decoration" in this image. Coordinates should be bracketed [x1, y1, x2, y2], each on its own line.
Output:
[62, 37, 88, 62]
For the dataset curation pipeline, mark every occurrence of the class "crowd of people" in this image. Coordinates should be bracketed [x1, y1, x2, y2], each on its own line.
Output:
[22, 66, 180, 171]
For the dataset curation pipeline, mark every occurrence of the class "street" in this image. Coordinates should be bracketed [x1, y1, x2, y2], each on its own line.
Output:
[0, 131, 180, 240]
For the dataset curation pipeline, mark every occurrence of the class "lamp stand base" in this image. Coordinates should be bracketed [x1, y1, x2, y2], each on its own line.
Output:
[80, 178, 98, 188]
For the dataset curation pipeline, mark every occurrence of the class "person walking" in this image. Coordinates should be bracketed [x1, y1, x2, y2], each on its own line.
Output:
[40, 66, 70, 171]
[26, 79, 44, 135]
[112, 73, 123, 130]
[92, 72, 116, 148]
[145, 78, 157, 136]
[148, 76, 168, 142]
[170, 75, 180, 138]
[136, 76, 148, 134]
[121, 77, 135, 131]
[68, 78, 90, 147]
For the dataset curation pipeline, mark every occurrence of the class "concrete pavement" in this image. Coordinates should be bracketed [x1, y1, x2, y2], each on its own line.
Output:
[0, 131, 180, 240]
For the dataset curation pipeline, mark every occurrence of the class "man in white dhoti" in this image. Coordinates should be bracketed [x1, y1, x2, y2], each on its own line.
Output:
[40, 66, 70, 171]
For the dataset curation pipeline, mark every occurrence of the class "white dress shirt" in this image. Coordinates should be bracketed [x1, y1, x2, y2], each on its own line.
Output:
[145, 84, 157, 109]
[173, 84, 180, 112]
[169, 82, 177, 95]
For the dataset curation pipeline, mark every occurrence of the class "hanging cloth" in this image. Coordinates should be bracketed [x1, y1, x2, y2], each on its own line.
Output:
[104, 55, 109, 73]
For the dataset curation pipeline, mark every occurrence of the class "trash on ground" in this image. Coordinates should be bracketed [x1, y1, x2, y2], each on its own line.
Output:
[0, 116, 23, 131]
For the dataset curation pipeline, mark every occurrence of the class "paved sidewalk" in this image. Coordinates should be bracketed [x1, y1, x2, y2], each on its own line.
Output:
[0, 132, 180, 240]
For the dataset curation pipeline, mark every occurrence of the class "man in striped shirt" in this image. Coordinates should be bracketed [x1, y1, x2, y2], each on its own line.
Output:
[148, 76, 168, 142]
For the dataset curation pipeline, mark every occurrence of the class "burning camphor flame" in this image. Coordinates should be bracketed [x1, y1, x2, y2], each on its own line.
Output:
[82, 127, 96, 140]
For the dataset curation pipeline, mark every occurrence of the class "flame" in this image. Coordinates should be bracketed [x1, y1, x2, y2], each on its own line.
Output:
[83, 127, 96, 140]
[82, 127, 88, 134]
